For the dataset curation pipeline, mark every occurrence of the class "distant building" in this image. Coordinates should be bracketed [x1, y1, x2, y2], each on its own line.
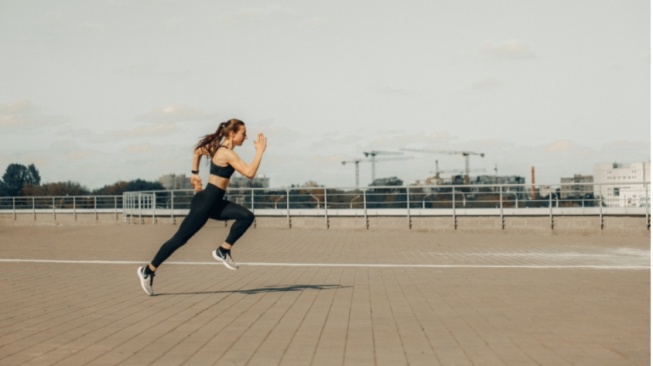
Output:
[159, 174, 192, 190]
[474, 175, 525, 185]
[229, 175, 270, 189]
[560, 174, 593, 199]
[370, 176, 403, 187]
[472, 175, 526, 196]
[593, 162, 650, 207]
[538, 185, 557, 198]
[413, 174, 525, 187]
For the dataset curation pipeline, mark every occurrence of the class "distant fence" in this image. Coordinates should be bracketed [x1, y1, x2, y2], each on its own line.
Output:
[121, 183, 650, 231]
[0, 195, 123, 221]
[0, 183, 649, 232]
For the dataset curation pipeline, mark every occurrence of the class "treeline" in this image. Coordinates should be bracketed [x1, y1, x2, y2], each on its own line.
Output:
[0, 163, 164, 197]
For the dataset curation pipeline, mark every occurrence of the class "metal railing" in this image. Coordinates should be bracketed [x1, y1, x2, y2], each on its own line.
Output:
[121, 182, 650, 224]
[0, 195, 123, 221]
[0, 183, 649, 226]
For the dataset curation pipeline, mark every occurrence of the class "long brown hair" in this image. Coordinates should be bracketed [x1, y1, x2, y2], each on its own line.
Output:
[195, 119, 245, 157]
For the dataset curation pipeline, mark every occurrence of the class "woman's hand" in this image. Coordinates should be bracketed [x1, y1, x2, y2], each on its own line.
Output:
[254, 133, 267, 153]
[191, 174, 203, 192]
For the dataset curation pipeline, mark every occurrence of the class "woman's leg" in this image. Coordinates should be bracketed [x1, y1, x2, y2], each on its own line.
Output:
[208, 200, 254, 270]
[209, 200, 255, 246]
[150, 187, 220, 269]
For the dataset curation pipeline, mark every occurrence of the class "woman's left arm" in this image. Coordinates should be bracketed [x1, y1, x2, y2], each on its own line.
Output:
[190, 147, 207, 192]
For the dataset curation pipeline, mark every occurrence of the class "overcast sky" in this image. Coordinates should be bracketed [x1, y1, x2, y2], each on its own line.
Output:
[0, 0, 650, 189]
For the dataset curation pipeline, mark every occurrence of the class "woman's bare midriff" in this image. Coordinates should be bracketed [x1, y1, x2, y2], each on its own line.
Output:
[208, 175, 229, 190]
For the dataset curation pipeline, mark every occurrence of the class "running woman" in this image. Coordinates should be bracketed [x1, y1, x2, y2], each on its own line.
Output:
[138, 119, 267, 295]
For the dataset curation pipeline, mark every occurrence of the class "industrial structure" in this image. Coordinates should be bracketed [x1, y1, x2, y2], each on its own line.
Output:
[343, 151, 411, 188]
[401, 148, 485, 184]
[362, 150, 406, 181]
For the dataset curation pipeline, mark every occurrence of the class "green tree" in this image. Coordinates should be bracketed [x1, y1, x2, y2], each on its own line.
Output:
[1, 163, 41, 196]
[124, 179, 164, 192]
[92, 179, 164, 195]
[22, 181, 90, 196]
[92, 181, 129, 195]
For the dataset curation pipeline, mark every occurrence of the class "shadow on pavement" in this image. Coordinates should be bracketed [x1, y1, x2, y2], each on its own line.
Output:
[156, 284, 347, 296]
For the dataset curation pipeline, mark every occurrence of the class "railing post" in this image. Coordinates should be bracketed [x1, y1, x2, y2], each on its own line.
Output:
[251, 189, 257, 228]
[363, 188, 368, 230]
[286, 188, 291, 229]
[122, 193, 126, 222]
[94, 196, 98, 221]
[13, 197, 16, 220]
[32, 197, 36, 220]
[549, 192, 554, 230]
[138, 193, 143, 224]
[52, 197, 56, 221]
[452, 188, 457, 230]
[406, 186, 411, 230]
[646, 182, 650, 230]
[152, 193, 157, 224]
[324, 188, 329, 229]
[73, 196, 77, 221]
[599, 191, 604, 230]
[500, 185, 504, 230]
[115, 196, 118, 221]
[171, 191, 176, 224]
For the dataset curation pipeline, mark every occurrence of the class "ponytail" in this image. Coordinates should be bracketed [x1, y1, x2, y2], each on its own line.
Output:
[195, 119, 245, 157]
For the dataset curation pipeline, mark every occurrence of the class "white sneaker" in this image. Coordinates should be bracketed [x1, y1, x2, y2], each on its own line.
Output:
[212, 249, 239, 270]
[137, 266, 155, 296]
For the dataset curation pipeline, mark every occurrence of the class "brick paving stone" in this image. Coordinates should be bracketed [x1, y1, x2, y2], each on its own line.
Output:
[0, 225, 649, 365]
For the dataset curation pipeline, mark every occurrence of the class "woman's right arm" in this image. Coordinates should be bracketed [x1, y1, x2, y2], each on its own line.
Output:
[227, 133, 267, 179]
[191, 147, 207, 192]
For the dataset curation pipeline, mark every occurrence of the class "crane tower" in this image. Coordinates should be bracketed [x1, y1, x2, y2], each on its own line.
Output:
[343, 154, 411, 188]
[363, 150, 404, 180]
[401, 148, 485, 184]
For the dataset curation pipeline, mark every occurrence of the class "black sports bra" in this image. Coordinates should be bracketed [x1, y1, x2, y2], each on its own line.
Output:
[210, 146, 235, 178]
[210, 161, 235, 178]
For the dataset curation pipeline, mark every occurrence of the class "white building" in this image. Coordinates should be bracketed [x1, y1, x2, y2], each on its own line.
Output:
[159, 174, 192, 190]
[560, 174, 593, 199]
[593, 162, 650, 207]
[229, 175, 270, 188]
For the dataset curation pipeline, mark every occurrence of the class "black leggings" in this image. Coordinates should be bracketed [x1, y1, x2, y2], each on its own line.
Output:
[151, 184, 254, 268]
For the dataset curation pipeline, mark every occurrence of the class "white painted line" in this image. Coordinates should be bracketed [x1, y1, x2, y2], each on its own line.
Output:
[0, 258, 648, 270]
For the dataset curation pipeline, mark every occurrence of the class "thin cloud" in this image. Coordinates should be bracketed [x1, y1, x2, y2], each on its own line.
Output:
[136, 104, 218, 124]
[546, 140, 575, 153]
[0, 100, 65, 129]
[479, 40, 536, 59]
[0, 100, 35, 127]
[602, 140, 650, 150]
[65, 149, 100, 161]
[112, 123, 177, 138]
[123, 144, 152, 154]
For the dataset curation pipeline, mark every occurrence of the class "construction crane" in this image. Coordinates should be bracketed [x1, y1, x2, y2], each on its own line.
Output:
[342, 156, 411, 188]
[362, 150, 403, 181]
[341, 159, 363, 189]
[401, 148, 485, 184]
[431, 160, 486, 178]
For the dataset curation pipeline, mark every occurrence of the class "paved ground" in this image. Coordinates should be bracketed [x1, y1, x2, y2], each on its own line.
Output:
[0, 223, 649, 365]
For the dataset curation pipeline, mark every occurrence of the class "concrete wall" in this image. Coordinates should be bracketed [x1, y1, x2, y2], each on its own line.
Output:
[0, 213, 123, 226]
[0, 212, 649, 236]
[253, 215, 648, 236]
